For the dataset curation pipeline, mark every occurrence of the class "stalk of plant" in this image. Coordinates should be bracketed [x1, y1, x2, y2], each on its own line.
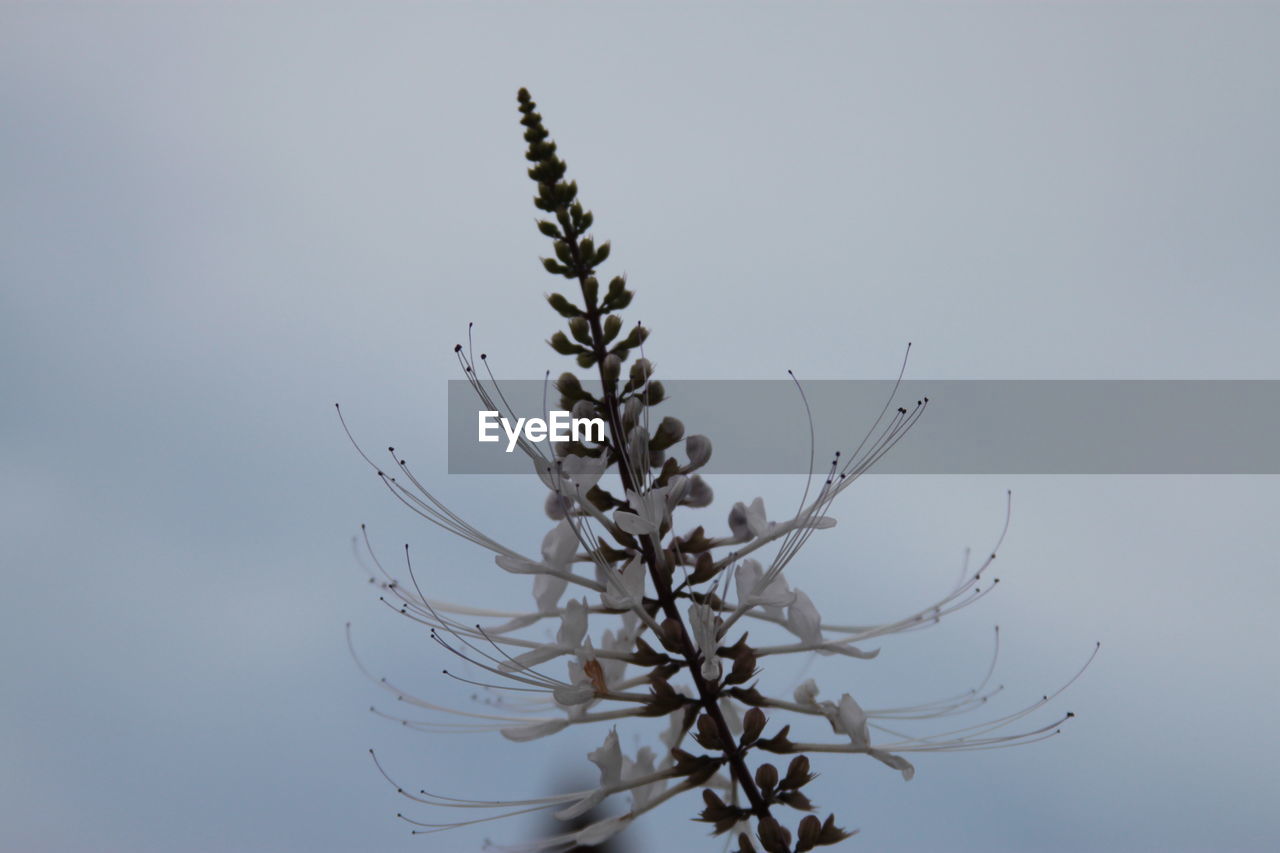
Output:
[342, 89, 1094, 853]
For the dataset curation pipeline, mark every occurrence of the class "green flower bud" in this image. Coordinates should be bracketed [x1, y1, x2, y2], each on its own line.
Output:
[546, 292, 581, 318]
[601, 353, 622, 381]
[553, 240, 574, 266]
[603, 314, 622, 343]
[549, 332, 584, 355]
[555, 371, 587, 401]
[629, 357, 654, 387]
[568, 316, 592, 345]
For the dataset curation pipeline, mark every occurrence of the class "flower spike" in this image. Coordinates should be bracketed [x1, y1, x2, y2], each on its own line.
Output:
[341, 89, 1093, 852]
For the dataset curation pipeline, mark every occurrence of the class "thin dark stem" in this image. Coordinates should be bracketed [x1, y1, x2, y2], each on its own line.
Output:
[562, 234, 773, 821]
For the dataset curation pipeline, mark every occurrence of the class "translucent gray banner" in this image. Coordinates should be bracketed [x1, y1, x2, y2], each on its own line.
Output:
[446, 380, 1280, 474]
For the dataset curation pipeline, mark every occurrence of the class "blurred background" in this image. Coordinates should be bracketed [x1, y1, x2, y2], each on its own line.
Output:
[2, 3, 1277, 852]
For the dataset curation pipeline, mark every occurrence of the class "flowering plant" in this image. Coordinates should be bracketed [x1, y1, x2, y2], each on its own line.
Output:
[344, 89, 1090, 852]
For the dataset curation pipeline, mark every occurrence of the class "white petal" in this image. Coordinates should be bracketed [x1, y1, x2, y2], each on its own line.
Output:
[737, 560, 794, 609]
[575, 815, 629, 846]
[602, 555, 646, 609]
[836, 693, 871, 748]
[614, 510, 658, 536]
[554, 789, 606, 820]
[626, 428, 650, 479]
[869, 749, 916, 781]
[626, 747, 662, 810]
[688, 602, 722, 681]
[561, 453, 606, 492]
[541, 520, 579, 569]
[756, 578, 797, 608]
[495, 554, 543, 575]
[734, 559, 763, 604]
[793, 678, 820, 705]
[631, 488, 668, 522]
[785, 589, 824, 644]
[501, 719, 569, 742]
[822, 643, 880, 660]
[664, 474, 690, 507]
[660, 698, 692, 749]
[745, 497, 771, 538]
[727, 501, 752, 542]
[557, 598, 588, 647]
[533, 572, 568, 613]
[622, 557, 646, 601]
[589, 728, 623, 787]
[553, 682, 596, 707]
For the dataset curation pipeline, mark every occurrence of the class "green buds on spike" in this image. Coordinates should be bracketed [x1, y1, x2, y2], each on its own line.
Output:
[546, 293, 582, 317]
[650, 415, 686, 451]
[602, 314, 623, 343]
[549, 332, 586, 356]
[567, 317, 592, 345]
[602, 275, 632, 311]
[555, 372, 591, 402]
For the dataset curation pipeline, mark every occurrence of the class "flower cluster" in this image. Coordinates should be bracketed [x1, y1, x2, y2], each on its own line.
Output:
[344, 89, 1091, 852]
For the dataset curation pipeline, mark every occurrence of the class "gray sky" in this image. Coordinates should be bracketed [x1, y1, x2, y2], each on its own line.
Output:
[2, 3, 1277, 852]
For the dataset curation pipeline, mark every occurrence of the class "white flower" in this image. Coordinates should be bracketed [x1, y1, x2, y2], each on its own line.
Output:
[785, 589, 824, 645]
[834, 692, 871, 748]
[727, 496, 835, 544]
[613, 487, 672, 537]
[493, 520, 589, 606]
[558, 598, 589, 646]
[688, 602, 722, 681]
[535, 452, 607, 499]
[601, 553, 646, 609]
[557, 639, 608, 710]
[499, 598, 589, 671]
[597, 627, 630, 686]
[793, 678, 821, 706]
[624, 746, 664, 810]
[553, 728, 622, 819]
[532, 521, 578, 612]
[819, 692, 916, 781]
[734, 558, 796, 615]
[589, 728, 624, 786]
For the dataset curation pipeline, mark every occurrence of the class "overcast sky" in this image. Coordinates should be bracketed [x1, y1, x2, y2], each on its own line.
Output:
[3, 3, 1278, 852]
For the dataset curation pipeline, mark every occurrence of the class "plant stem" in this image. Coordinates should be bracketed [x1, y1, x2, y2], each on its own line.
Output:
[564, 236, 773, 822]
